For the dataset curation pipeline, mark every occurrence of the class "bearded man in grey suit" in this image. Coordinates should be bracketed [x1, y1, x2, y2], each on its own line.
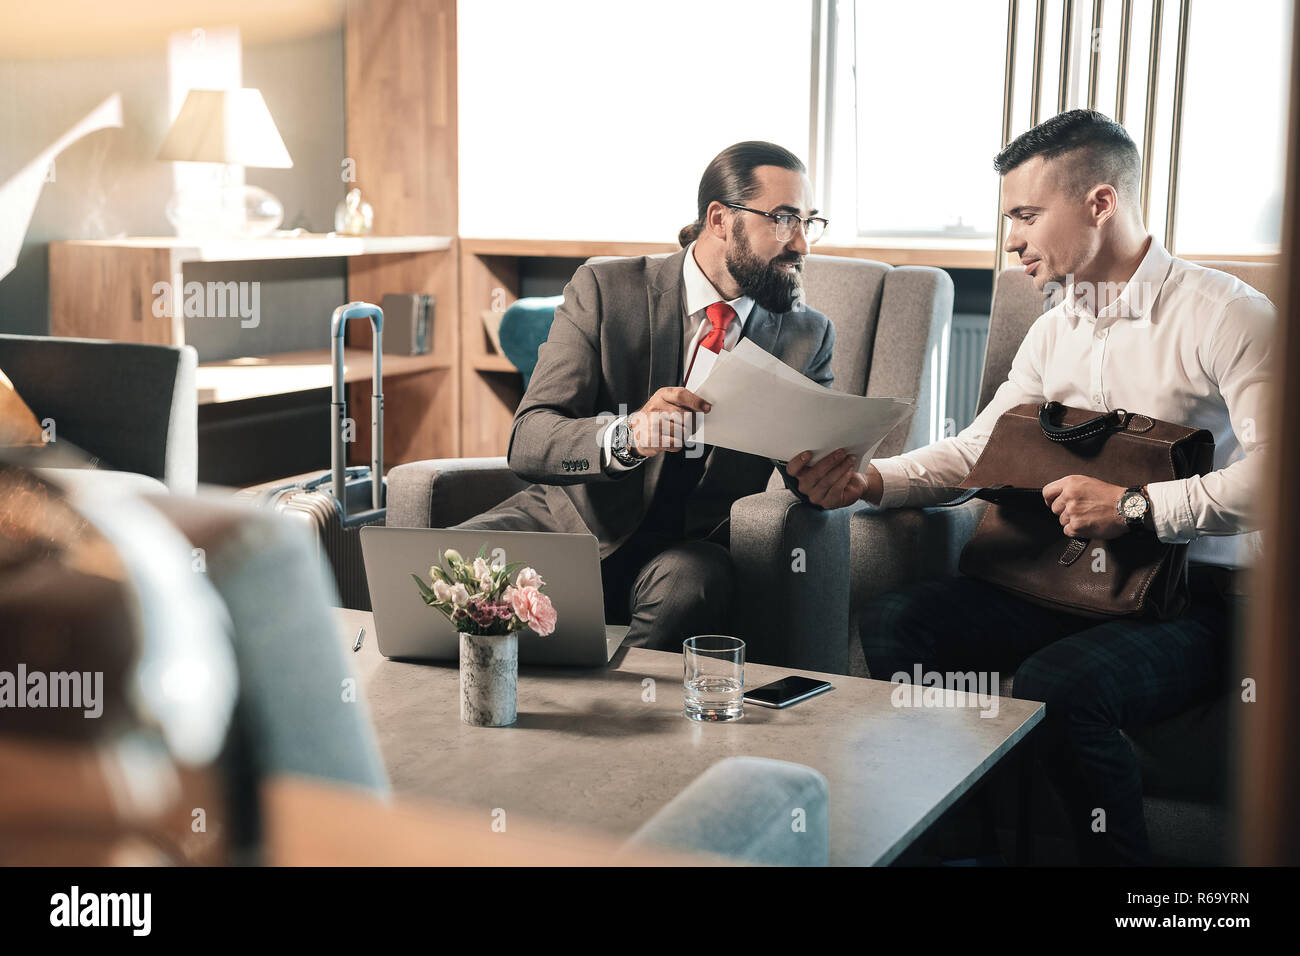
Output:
[456, 141, 859, 649]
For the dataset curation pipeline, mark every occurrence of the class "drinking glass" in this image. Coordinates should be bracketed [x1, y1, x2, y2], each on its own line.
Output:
[683, 635, 745, 721]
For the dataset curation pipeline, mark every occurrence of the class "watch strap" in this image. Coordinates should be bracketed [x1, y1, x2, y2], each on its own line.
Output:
[1140, 484, 1156, 532]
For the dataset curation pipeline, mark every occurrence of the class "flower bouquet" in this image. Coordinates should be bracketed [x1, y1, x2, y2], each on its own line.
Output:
[413, 546, 556, 726]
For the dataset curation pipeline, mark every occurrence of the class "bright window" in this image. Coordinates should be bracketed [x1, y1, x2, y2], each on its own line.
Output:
[1173, 0, 1291, 254]
[458, 0, 815, 242]
[829, 0, 1292, 254]
[842, 0, 1007, 238]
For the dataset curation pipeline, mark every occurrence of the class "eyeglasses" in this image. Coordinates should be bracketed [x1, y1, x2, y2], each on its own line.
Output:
[725, 204, 828, 244]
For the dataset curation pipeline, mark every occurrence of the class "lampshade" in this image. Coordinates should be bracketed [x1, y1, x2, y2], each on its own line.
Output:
[157, 88, 293, 168]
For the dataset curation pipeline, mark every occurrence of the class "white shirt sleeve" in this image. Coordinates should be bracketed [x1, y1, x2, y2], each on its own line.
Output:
[1145, 294, 1275, 542]
[871, 315, 1049, 508]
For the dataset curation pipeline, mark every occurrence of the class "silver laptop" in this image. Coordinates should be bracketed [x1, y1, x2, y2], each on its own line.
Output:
[360, 526, 629, 666]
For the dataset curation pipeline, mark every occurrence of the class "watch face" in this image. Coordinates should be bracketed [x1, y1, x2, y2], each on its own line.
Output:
[1121, 492, 1147, 519]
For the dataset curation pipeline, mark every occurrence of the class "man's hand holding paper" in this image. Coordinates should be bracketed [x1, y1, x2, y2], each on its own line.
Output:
[686, 339, 913, 467]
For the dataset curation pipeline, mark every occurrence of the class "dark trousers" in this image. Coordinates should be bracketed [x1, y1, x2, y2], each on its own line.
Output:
[859, 569, 1239, 865]
[599, 528, 734, 652]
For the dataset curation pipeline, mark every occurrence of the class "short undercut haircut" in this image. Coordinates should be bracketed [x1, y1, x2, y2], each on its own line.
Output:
[993, 109, 1141, 204]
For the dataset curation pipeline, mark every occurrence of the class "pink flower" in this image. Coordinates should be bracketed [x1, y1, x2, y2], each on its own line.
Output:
[510, 585, 557, 636]
[515, 567, 544, 589]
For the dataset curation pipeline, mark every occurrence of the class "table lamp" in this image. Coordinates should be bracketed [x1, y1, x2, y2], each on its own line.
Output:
[157, 88, 293, 238]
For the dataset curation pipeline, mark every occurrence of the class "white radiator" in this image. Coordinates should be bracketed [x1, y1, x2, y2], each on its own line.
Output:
[944, 313, 990, 436]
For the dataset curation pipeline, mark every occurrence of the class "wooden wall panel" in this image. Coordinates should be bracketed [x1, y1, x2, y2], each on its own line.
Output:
[344, 0, 460, 465]
[345, 0, 457, 236]
[348, 367, 457, 468]
[49, 244, 174, 344]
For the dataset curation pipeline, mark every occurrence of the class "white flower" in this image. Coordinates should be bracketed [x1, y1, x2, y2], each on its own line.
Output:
[515, 567, 544, 589]
[477, 572, 495, 594]
[473, 557, 491, 579]
[450, 583, 470, 606]
[443, 548, 463, 565]
[433, 579, 452, 603]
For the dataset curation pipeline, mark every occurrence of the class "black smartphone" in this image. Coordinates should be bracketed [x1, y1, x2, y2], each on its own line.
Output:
[743, 675, 834, 709]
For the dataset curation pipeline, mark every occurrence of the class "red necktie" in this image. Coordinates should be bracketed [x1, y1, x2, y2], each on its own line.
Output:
[685, 301, 736, 382]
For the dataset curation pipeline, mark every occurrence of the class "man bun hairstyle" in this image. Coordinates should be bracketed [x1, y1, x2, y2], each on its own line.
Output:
[679, 140, 807, 247]
[993, 108, 1141, 204]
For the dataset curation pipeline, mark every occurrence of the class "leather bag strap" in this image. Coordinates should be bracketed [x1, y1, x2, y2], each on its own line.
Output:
[1038, 400, 1127, 444]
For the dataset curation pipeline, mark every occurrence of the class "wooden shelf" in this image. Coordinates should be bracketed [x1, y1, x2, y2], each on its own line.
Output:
[471, 353, 520, 373]
[461, 238, 679, 259]
[816, 237, 996, 270]
[49, 234, 456, 347]
[197, 348, 449, 405]
[1181, 251, 1280, 264]
[59, 233, 452, 264]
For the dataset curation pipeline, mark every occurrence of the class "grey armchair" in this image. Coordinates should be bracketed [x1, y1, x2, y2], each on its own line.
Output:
[387, 254, 954, 673]
[0, 333, 197, 493]
[849, 261, 1277, 865]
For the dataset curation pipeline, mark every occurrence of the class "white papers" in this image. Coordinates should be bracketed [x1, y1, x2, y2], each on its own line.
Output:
[0, 94, 123, 282]
[688, 339, 914, 465]
[684, 339, 719, 392]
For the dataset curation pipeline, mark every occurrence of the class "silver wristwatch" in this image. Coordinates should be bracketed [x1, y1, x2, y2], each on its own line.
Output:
[610, 421, 646, 466]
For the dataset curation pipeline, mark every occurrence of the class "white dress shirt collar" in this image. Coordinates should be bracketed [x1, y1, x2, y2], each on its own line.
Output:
[683, 241, 755, 327]
[1063, 235, 1174, 324]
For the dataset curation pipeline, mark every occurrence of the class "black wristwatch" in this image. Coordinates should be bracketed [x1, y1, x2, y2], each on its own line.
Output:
[610, 421, 646, 467]
[1117, 485, 1154, 532]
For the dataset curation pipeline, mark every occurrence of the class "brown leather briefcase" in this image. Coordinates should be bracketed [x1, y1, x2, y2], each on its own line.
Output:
[951, 401, 1214, 619]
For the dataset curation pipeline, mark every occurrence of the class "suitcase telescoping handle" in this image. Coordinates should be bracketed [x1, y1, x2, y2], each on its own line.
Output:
[330, 302, 383, 515]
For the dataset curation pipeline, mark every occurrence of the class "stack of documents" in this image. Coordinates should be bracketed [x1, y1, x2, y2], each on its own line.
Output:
[685, 339, 914, 465]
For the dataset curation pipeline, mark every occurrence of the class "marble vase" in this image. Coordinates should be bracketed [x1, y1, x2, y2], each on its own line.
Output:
[459, 632, 518, 727]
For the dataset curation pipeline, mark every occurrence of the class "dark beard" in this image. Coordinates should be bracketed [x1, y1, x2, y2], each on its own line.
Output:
[724, 218, 803, 313]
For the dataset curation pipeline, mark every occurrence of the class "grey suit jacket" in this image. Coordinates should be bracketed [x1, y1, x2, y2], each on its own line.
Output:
[505, 248, 835, 559]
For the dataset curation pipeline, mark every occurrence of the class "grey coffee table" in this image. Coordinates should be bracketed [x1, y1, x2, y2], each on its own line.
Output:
[336, 609, 1043, 865]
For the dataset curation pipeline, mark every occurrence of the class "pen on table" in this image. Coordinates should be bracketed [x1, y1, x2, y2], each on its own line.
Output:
[353, 626, 366, 652]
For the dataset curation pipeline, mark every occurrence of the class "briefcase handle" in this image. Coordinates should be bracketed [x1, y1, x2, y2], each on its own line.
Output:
[1037, 400, 1127, 444]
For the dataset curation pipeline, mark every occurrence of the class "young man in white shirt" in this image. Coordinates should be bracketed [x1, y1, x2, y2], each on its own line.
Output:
[788, 109, 1274, 865]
